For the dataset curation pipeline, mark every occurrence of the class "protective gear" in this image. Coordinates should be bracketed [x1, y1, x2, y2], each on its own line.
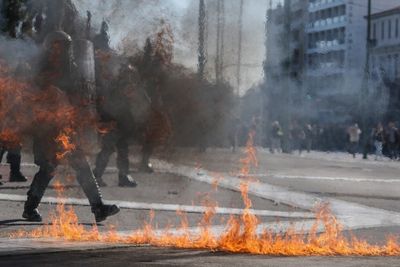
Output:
[23, 195, 42, 222]
[43, 31, 72, 50]
[24, 31, 119, 222]
[92, 204, 120, 223]
[118, 174, 137, 188]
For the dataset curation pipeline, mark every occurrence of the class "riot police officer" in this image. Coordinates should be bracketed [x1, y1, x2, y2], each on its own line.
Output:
[23, 31, 119, 223]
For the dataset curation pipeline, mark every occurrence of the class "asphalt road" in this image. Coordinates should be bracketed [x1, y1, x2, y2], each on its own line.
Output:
[1, 246, 400, 267]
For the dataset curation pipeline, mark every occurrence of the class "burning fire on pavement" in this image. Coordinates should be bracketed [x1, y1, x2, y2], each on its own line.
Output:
[11, 131, 400, 256]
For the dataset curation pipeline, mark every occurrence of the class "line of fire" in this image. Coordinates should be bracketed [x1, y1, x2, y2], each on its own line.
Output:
[0, 1, 400, 266]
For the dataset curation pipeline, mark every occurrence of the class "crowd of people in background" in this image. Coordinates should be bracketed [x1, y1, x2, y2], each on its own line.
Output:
[255, 120, 400, 161]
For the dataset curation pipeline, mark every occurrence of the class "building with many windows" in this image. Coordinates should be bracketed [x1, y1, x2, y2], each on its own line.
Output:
[303, 0, 398, 122]
[370, 6, 400, 119]
[263, 0, 399, 123]
[305, 0, 396, 94]
[370, 6, 400, 82]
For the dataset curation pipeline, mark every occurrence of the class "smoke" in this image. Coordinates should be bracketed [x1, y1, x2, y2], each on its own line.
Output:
[73, 0, 269, 95]
[0, 36, 40, 70]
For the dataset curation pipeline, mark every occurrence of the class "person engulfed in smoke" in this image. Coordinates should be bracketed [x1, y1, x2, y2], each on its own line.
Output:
[92, 21, 139, 188]
[291, 121, 306, 155]
[347, 123, 362, 158]
[386, 122, 399, 160]
[270, 121, 283, 153]
[23, 31, 119, 222]
[372, 123, 385, 161]
[304, 123, 314, 153]
[0, 63, 31, 184]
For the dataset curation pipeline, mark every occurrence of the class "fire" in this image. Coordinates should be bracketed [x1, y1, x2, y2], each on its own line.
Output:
[0, 62, 108, 158]
[11, 129, 400, 256]
[55, 128, 77, 160]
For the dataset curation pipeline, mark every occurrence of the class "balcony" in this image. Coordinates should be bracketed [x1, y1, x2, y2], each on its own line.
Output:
[307, 40, 345, 54]
[306, 15, 346, 32]
[309, 0, 346, 12]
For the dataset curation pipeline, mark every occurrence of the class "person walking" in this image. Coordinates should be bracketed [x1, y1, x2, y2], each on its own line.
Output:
[386, 122, 399, 160]
[23, 31, 119, 223]
[347, 123, 362, 158]
[372, 123, 385, 161]
[270, 121, 283, 153]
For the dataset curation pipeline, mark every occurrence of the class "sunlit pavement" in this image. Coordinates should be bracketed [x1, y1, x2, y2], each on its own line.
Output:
[0, 149, 399, 266]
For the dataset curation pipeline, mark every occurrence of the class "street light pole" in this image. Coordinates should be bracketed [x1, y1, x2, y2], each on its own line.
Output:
[282, 0, 292, 153]
[361, 0, 372, 159]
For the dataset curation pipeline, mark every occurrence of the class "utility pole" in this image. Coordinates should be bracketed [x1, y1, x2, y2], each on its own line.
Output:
[215, 0, 221, 83]
[198, 0, 206, 80]
[220, 0, 225, 81]
[361, 0, 372, 159]
[215, 0, 225, 84]
[236, 0, 244, 95]
[282, 0, 292, 153]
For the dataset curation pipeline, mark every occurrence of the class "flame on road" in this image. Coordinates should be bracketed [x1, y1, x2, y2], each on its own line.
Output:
[11, 130, 400, 256]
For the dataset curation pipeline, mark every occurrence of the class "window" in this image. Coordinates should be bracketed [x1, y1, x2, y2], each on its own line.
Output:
[396, 18, 399, 38]
[381, 21, 385, 40]
[388, 19, 392, 39]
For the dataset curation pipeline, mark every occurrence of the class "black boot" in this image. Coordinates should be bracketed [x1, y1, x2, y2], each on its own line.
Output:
[9, 171, 27, 182]
[8, 152, 27, 182]
[23, 195, 42, 222]
[118, 174, 137, 187]
[92, 204, 120, 223]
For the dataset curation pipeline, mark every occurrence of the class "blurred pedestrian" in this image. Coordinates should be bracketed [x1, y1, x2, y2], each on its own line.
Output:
[304, 124, 313, 153]
[386, 122, 399, 160]
[372, 123, 385, 161]
[270, 121, 283, 153]
[347, 123, 361, 158]
[291, 121, 306, 155]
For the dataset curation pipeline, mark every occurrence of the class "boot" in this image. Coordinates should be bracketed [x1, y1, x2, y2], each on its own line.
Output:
[8, 152, 27, 182]
[118, 174, 138, 188]
[9, 171, 27, 182]
[91, 204, 120, 223]
[23, 195, 42, 222]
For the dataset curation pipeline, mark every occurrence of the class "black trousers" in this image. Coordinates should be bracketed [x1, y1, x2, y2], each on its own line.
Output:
[0, 146, 22, 174]
[26, 137, 103, 210]
[94, 128, 154, 179]
[94, 129, 130, 179]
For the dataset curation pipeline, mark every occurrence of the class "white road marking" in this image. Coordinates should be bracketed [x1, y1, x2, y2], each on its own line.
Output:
[154, 160, 400, 231]
[262, 174, 400, 183]
[0, 193, 314, 219]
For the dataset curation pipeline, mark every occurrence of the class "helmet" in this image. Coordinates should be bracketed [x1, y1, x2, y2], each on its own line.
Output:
[43, 31, 72, 50]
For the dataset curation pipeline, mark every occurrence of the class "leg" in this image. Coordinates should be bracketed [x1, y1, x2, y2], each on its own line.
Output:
[116, 135, 137, 187]
[23, 161, 56, 221]
[93, 133, 116, 186]
[7, 146, 27, 182]
[69, 149, 120, 222]
[116, 136, 129, 177]
[139, 140, 154, 173]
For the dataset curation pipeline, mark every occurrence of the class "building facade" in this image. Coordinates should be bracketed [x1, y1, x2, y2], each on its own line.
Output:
[370, 6, 400, 119]
[370, 6, 400, 82]
[264, 0, 399, 124]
